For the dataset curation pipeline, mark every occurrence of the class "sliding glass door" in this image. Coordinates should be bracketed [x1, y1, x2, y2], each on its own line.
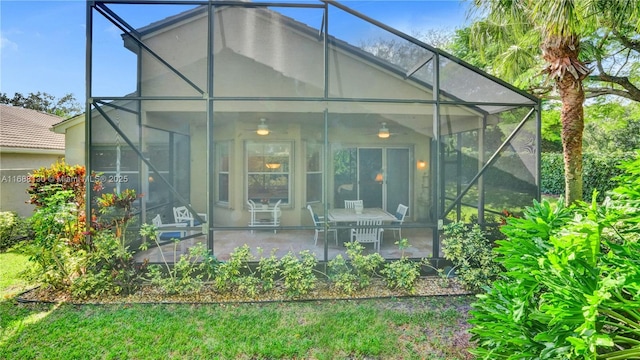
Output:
[334, 147, 410, 212]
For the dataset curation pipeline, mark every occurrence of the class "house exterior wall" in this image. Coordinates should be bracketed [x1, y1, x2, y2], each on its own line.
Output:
[0, 151, 64, 216]
[62, 122, 85, 166]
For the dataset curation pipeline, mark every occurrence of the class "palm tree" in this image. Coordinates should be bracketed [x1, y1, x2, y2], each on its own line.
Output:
[468, 0, 639, 204]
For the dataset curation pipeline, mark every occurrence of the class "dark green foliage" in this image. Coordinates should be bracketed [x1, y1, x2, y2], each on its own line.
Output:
[280, 251, 318, 298]
[442, 222, 503, 292]
[327, 242, 384, 294]
[0, 91, 81, 117]
[541, 152, 633, 201]
[0, 212, 30, 252]
[470, 152, 640, 359]
[380, 239, 421, 294]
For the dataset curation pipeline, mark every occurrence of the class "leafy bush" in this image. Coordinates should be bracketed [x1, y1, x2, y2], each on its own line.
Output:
[25, 188, 85, 289]
[27, 161, 89, 208]
[27, 162, 102, 249]
[22, 172, 144, 297]
[380, 239, 420, 294]
[146, 244, 214, 295]
[0, 212, 30, 252]
[213, 244, 263, 296]
[280, 250, 318, 298]
[470, 153, 640, 358]
[327, 242, 384, 294]
[70, 190, 145, 298]
[256, 248, 280, 292]
[442, 222, 503, 292]
[541, 152, 633, 201]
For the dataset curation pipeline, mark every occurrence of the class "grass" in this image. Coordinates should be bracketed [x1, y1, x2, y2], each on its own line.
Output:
[0, 250, 475, 359]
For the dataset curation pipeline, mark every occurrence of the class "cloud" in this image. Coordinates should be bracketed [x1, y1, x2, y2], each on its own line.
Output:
[0, 35, 18, 52]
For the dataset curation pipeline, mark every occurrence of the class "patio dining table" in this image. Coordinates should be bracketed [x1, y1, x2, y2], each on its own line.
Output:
[328, 208, 397, 223]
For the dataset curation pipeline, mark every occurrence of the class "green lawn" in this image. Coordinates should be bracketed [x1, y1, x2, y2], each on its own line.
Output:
[0, 251, 475, 359]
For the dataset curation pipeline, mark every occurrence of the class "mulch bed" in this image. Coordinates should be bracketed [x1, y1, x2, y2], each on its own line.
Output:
[18, 277, 474, 305]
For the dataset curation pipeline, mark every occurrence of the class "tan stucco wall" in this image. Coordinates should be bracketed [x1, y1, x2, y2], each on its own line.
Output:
[0, 152, 64, 216]
[62, 122, 85, 166]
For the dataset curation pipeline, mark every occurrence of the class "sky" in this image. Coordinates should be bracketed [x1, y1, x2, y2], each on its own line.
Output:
[0, 0, 470, 102]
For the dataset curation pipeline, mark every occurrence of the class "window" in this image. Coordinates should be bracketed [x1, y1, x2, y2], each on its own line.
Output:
[217, 141, 230, 203]
[91, 146, 141, 195]
[306, 142, 323, 203]
[246, 141, 291, 205]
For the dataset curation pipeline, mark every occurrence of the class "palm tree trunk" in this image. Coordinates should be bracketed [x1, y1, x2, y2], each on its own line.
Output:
[542, 35, 587, 205]
[558, 77, 584, 204]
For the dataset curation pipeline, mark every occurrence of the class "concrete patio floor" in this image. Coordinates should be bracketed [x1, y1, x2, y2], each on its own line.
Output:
[136, 227, 438, 263]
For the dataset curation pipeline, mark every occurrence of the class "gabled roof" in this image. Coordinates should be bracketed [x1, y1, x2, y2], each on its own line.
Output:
[0, 105, 65, 151]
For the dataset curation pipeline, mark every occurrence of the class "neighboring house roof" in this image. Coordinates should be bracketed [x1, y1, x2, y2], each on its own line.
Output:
[0, 105, 65, 151]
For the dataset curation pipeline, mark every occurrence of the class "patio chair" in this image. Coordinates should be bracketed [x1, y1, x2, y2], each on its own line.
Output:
[307, 205, 337, 246]
[151, 214, 187, 242]
[173, 205, 207, 227]
[350, 219, 383, 252]
[389, 204, 409, 239]
[344, 200, 363, 209]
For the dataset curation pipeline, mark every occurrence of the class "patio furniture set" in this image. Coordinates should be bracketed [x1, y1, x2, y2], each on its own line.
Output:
[152, 201, 407, 253]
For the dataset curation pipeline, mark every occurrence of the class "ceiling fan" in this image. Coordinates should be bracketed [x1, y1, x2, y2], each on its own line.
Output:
[256, 118, 270, 136]
[243, 118, 288, 136]
[374, 122, 405, 139]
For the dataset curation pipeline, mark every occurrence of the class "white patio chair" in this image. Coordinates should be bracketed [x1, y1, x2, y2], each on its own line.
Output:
[344, 200, 363, 209]
[151, 214, 187, 242]
[389, 204, 409, 239]
[271, 199, 282, 233]
[350, 219, 384, 252]
[307, 205, 337, 246]
[173, 205, 207, 227]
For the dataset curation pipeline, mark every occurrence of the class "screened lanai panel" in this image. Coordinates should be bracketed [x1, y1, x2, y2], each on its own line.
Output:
[91, 7, 139, 97]
[438, 56, 536, 109]
[327, 5, 435, 100]
[139, 100, 206, 229]
[90, 101, 141, 197]
[482, 108, 538, 217]
[127, 4, 207, 97]
[212, 6, 324, 98]
[442, 127, 483, 223]
[210, 101, 325, 258]
[327, 101, 433, 256]
[440, 104, 539, 222]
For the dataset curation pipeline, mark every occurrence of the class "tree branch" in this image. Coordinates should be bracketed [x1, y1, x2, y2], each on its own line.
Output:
[583, 87, 636, 100]
[612, 29, 640, 53]
[593, 54, 640, 102]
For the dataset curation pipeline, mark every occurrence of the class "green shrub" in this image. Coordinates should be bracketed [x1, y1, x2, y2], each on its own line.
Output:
[470, 153, 640, 359]
[0, 212, 30, 252]
[541, 152, 633, 201]
[24, 188, 84, 289]
[441, 222, 503, 292]
[327, 242, 384, 295]
[145, 244, 212, 296]
[213, 244, 261, 296]
[280, 250, 317, 298]
[256, 248, 280, 292]
[70, 190, 145, 298]
[380, 239, 421, 294]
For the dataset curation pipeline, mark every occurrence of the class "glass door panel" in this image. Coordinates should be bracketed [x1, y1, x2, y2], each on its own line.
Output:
[358, 148, 383, 208]
[385, 148, 410, 214]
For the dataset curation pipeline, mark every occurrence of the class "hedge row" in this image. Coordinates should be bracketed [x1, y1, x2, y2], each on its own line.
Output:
[541, 152, 634, 201]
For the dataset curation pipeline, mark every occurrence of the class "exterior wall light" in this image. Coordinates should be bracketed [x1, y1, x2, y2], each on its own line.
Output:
[417, 160, 427, 170]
